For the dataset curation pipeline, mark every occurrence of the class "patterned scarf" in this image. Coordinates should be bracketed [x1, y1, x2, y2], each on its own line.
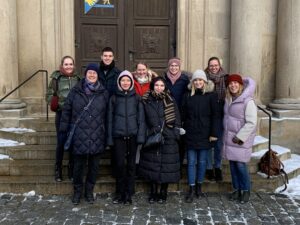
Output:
[205, 67, 227, 101]
[143, 90, 176, 128]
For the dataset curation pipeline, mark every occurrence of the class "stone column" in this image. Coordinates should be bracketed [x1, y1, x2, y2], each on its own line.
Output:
[229, 0, 264, 103]
[0, 0, 26, 110]
[269, 0, 300, 110]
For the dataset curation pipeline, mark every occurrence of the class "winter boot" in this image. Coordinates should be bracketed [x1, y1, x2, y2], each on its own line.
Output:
[124, 192, 132, 205]
[55, 165, 62, 182]
[195, 183, 204, 197]
[185, 185, 195, 203]
[148, 182, 158, 204]
[214, 168, 223, 182]
[72, 185, 82, 205]
[68, 163, 74, 181]
[229, 190, 241, 201]
[205, 169, 215, 181]
[158, 183, 168, 204]
[240, 190, 250, 204]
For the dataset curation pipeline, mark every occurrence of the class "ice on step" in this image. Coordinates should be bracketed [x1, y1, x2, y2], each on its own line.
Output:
[0, 127, 35, 133]
[0, 138, 25, 146]
[254, 135, 268, 145]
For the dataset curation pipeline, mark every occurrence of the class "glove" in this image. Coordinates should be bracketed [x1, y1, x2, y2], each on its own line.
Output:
[232, 136, 244, 145]
[179, 128, 186, 135]
[209, 136, 218, 142]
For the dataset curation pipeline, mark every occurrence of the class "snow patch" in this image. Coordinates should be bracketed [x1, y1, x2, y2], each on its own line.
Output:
[0, 138, 25, 146]
[276, 175, 300, 198]
[254, 135, 268, 145]
[252, 145, 290, 159]
[0, 127, 35, 133]
[23, 190, 36, 197]
[0, 154, 11, 160]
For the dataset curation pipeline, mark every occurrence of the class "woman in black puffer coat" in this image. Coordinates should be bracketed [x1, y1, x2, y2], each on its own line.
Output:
[107, 70, 146, 205]
[60, 63, 109, 205]
[139, 77, 181, 204]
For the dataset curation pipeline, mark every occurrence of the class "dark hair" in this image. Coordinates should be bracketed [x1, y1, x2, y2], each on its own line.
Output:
[60, 55, 74, 66]
[150, 77, 168, 91]
[207, 56, 221, 67]
[101, 47, 114, 55]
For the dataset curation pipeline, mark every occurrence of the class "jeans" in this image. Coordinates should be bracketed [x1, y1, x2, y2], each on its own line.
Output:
[229, 161, 251, 191]
[206, 119, 223, 169]
[187, 149, 209, 185]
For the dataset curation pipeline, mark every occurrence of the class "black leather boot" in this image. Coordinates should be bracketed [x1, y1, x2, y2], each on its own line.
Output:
[229, 190, 241, 201]
[195, 183, 204, 197]
[240, 190, 250, 204]
[55, 165, 62, 182]
[185, 185, 195, 203]
[158, 183, 168, 204]
[85, 185, 95, 204]
[214, 168, 223, 182]
[148, 182, 157, 204]
[72, 185, 82, 205]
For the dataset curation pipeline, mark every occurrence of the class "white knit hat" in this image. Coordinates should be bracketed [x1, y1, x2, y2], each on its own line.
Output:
[191, 69, 208, 82]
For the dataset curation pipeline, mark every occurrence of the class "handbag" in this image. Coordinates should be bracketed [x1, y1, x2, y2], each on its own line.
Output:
[50, 95, 59, 112]
[143, 121, 165, 149]
[64, 96, 96, 151]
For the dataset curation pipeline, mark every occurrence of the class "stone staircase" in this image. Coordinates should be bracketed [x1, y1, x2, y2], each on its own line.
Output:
[0, 117, 300, 195]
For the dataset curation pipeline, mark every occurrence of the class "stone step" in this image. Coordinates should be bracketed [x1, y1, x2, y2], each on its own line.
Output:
[19, 117, 56, 132]
[252, 135, 269, 153]
[0, 130, 56, 145]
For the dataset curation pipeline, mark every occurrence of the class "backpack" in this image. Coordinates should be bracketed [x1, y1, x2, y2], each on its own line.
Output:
[259, 149, 289, 192]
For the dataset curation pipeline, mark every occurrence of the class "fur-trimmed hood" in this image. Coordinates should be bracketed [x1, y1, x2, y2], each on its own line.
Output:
[188, 79, 215, 93]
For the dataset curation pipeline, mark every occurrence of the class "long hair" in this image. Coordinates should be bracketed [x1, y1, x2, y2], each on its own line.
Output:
[225, 84, 244, 101]
[190, 81, 207, 96]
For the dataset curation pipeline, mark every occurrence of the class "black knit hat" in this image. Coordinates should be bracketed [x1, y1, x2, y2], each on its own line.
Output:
[84, 63, 99, 76]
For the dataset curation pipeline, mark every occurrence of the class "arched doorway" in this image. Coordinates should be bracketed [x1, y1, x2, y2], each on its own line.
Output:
[75, 0, 177, 75]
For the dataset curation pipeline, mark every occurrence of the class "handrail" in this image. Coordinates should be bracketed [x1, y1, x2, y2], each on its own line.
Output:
[257, 105, 272, 178]
[0, 70, 49, 121]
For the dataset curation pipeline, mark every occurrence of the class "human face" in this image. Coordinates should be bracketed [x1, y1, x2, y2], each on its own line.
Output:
[136, 64, 148, 78]
[208, 59, 220, 74]
[168, 63, 180, 75]
[228, 81, 241, 96]
[120, 76, 132, 91]
[193, 78, 205, 89]
[86, 70, 98, 84]
[101, 51, 114, 66]
[154, 80, 165, 94]
[62, 58, 74, 74]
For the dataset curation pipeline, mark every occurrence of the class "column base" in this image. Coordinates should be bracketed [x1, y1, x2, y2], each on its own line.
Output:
[0, 99, 26, 110]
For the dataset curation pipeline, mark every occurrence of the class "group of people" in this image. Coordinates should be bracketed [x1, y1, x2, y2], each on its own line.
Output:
[46, 47, 257, 206]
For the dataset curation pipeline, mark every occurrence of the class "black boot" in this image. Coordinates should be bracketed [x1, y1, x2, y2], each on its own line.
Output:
[206, 169, 215, 181]
[85, 186, 95, 204]
[214, 168, 223, 182]
[185, 185, 195, 203]
[55, 165, 62, 182]
[112, 193, 124, 204]
[229, 190, 241, 201]
[72, 185, 82, 205]
[240, 190, 250, 204]
[158, 183, 168, 204]
[195, 183, 204, 197]
[148, 182, 157, 204]
[124, 192, 132, 205]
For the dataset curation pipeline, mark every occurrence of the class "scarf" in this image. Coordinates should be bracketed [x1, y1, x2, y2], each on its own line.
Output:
[83, 78, 101, 95]
[100, 60, 115, 74]
[136, 76, 149, 84]
[205, 67, 227, 101]
[143, 90, 176, 128]
[59, 66, 74, 77]
[166, 70, 182, 85]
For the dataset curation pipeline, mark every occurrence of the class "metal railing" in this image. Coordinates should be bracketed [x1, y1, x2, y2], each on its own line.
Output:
[0, 70, 49, 121]
[257, 105, 272, 178]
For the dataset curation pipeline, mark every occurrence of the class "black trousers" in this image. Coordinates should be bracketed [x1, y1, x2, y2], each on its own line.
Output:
[55, 111, 73, 168]
[73, 154, 101, 194]
[113, 137, 137, 196]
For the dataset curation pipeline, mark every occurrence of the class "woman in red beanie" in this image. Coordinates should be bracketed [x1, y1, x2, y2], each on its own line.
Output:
[223, 74, 257, 204]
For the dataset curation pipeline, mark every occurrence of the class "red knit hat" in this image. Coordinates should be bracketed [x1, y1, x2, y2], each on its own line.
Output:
[227, 74, 243, 86]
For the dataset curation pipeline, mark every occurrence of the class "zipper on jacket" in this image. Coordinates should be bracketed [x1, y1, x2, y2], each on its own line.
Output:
[125, 92, 129, 138]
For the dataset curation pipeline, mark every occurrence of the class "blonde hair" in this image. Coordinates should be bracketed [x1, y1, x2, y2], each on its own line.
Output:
[226, 84, 244, 101]
[191, 80, 207, 96]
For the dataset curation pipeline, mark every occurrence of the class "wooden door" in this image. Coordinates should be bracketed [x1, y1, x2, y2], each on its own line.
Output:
[75, 0, 176, 75]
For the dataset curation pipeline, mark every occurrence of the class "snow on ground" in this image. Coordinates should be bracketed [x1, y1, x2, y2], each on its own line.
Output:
[252, 145, 290, 159]
[0, 127, 35, 133]
[254, 135, 268, 145]
[0, 138, 25, 147]
[276, 174, 300, 198]
[0, 154, 10, 160]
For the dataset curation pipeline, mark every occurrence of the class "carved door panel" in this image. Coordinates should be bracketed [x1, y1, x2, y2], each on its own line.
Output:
[75, 0, 176, 74]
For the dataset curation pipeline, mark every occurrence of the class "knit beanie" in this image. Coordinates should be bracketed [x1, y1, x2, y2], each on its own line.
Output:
[227, 74, 243, 86]
[117, 70, 134, 91]
[168, 57, 181, 67]
[85, 63, 99, 76]
[191, 69, 208, 82]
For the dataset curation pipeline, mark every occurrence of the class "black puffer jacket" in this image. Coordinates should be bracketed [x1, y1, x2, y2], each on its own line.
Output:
[107, 89, 146, 145]
[59, 79, 109, 155]
[98, 66, 121, 96]
[139, 94, 181, 183]
[182, 80, 220, 150]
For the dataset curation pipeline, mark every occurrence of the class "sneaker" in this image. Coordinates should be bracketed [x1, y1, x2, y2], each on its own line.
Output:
[240, 191, 250, 204]
[229, 190, 240, 201]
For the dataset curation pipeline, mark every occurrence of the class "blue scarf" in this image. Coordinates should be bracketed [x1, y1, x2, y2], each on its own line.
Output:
[84, 78, 100, 95]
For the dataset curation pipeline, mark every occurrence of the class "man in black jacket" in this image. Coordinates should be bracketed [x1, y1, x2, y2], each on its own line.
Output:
[98, 47, 121, 96]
